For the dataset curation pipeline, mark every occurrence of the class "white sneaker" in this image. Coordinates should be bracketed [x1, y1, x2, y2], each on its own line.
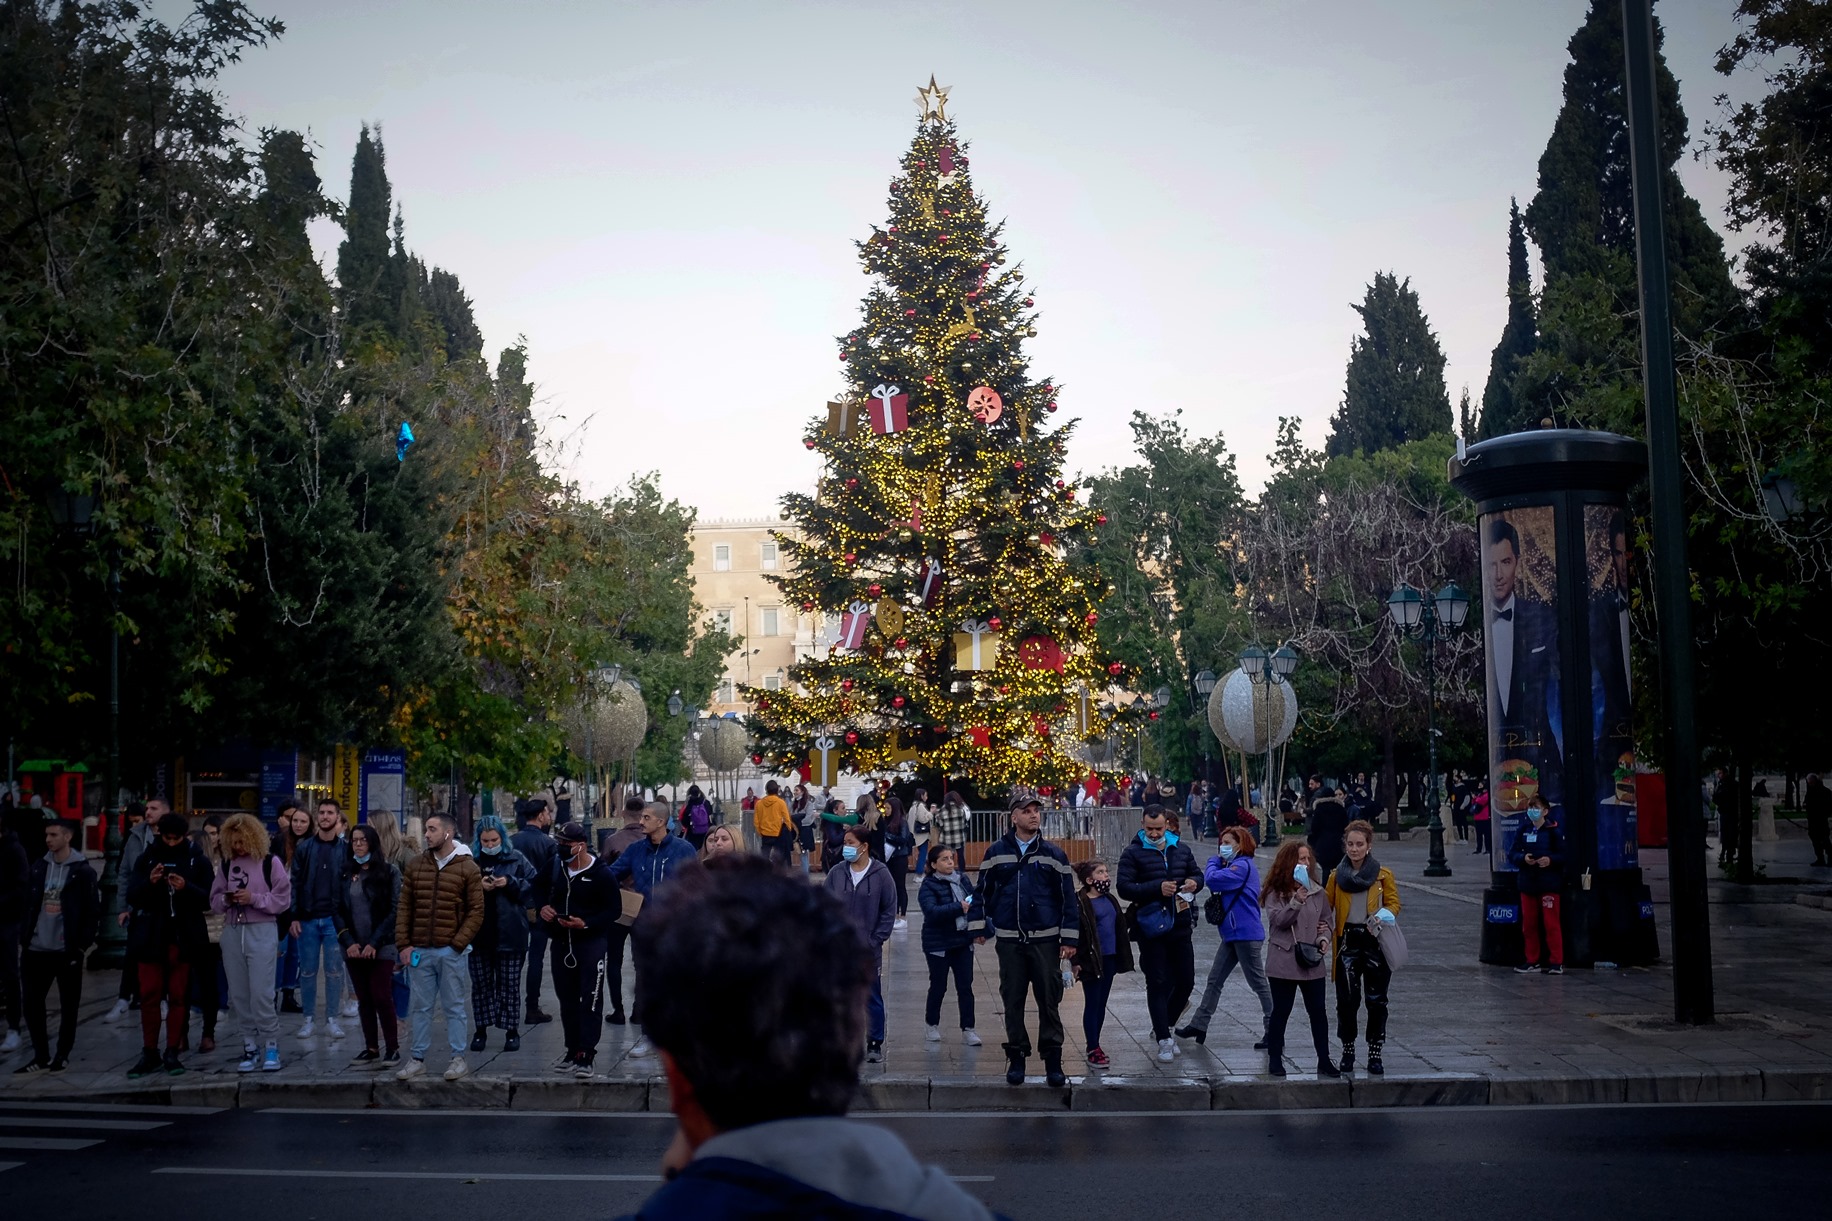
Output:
[892, 918, 908, 931]
[395, 1057, 426, 1080]
[295, 1018, 315, 1039]
[0, 1030, 19, 1053]
[102, 999, 131, 1024]
[326, 1020, 346, 1040]
[926, 1025, 942, 1043]
[963, 1028, 982, 1047]
[340, 998, 359, 1019]
[1157, 1038, 1175, 1063]
[442, 1056, 469, 1081]
[236, 1044, 258, 1073]
[629, 1038, 653, 1058]
[1171, 1039, 1183, 1056]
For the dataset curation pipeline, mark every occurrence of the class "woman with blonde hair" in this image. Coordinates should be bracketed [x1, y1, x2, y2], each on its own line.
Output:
[699, 824, 738, 860]
[1325, 818, 1401, 1075]
[210, 813, 292, 1073]
[366, 809, 419, 873]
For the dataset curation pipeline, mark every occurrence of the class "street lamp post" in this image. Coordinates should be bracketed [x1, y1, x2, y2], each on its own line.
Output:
[1386, 582, 1470, 878]
[1194, 668, 1218, 792]
[1238, 644, 1297, 847]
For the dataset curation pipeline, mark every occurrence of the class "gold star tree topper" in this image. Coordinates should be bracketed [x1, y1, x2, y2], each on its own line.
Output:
[915, 74, 951, 123]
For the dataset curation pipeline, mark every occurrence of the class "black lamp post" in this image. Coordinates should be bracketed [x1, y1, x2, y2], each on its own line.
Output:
[1386, 581, 1470, 877]
[1194, 668, 1218, 789]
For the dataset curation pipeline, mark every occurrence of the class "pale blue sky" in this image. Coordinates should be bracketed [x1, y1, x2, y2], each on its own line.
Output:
[206, 0, 1755, 516]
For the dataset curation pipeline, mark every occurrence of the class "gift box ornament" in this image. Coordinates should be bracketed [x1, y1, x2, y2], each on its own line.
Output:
[867, 384, 909, 435]
[918, 557, 945, 608]
[953, 618, 1001, 671]
[826, 398, 869, 436]
[808, 736, 840, 787]
[838, 601, 872, 650]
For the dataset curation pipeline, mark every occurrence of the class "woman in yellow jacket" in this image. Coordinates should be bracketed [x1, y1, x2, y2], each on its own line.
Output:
[1323, 819, 1400, 1077]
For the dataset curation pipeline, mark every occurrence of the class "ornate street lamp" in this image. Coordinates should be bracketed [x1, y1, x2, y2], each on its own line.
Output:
[1386, 581, 1469, 877]
[1238, 643, 1297, 846]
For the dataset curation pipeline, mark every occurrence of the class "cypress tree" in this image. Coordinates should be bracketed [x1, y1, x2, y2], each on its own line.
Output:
[1479, 199, 1539, 438]
[1523, 0, 1737, 336]
[1326, 272, 1453, 457]
[427, 267, 485, 362]
[337, 124, 394, 339]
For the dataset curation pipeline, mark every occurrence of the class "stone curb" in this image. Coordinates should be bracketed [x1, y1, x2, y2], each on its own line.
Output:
[13, 1066, 1827, 1110]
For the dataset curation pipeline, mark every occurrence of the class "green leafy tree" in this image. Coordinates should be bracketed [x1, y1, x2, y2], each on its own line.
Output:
[1479, 200, 1539, 438]
[1325, 273, 1453, 457]
[747, 100, 1122, 794]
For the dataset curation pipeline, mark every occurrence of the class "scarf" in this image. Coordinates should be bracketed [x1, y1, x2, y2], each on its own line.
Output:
[943, 872, 970, 930]
[1335, 853, 1380, 894]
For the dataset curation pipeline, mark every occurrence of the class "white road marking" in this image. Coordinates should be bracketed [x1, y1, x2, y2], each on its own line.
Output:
[0, 1161, 23, 1173]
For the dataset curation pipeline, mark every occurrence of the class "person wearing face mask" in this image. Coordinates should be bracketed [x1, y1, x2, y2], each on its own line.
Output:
[468, 815, 535, 1053]
[1118, 805, 1202, 1063]
[1260, 842, 1338, 1078]
[917, 847, 984, 1046]
[824, 827, 897, 1063]
[1508, 796, 1565, 975]
[1325, 819, 1400, 1075]
[1070, 859, 1132, 1068]
[1178, 825, 1275, 1051]
[124, 812, 211, 1077]
[540, 821, 621, 1078]
[332, 825, 399, 1069]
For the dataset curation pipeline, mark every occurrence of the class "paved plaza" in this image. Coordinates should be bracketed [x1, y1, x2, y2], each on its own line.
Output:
[5, 823, 1828, 1110]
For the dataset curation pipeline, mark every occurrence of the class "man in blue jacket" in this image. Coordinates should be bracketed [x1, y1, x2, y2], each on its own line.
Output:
[976, 796, 1078, 1088]
[511, 799, 557, 1027]
[1118, 806, 1201, 1062]
[608, 802, 701, 1058]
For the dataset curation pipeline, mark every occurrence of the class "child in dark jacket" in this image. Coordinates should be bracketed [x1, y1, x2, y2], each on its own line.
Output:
[916, 847, 984, 1045]
[1508, 796, 1565, 974]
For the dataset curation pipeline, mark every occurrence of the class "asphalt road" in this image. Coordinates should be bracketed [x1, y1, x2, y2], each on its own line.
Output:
[2, 1098, 1825, 1218]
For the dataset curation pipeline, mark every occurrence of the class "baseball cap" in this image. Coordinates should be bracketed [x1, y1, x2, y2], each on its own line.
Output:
[555, 821, 588, 844]
[1009, 796, 1043, 813]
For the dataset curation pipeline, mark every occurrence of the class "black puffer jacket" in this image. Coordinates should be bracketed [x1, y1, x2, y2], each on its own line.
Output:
[332, 860, 400, 956]
[1117, 833, 1203, 934]
[475, 849, 535, 955]
[125, 839, 212, 963]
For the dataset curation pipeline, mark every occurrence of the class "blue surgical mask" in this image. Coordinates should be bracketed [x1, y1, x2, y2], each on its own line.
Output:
[482, 844, 502, 856]
[353, 852, 371, 865]
[1529, 810, 1546, 825]
[1292, 863, 1310, 889]
[842, 845, 860, 862]
[1219, 844, 1238, 862]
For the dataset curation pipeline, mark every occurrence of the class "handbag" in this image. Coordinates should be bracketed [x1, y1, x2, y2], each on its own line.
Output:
[1295, 939, 1325, 969]
[1132, 899, 1175, 940]
[1369, 890, 1409, 970]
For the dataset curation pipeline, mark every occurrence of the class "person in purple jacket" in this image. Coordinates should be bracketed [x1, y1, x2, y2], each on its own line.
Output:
[823, 827, 896, 1063]
[1177, 826, 1275, 1051]
[210, 813, 293, 1073]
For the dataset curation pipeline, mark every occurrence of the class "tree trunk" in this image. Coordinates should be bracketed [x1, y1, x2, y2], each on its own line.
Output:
[1381, 713, 1400, 840]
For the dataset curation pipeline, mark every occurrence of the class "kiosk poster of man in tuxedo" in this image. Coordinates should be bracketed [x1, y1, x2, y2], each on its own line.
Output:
[1483, 512, 1564, 849]
[1588, 506, 1635, 806]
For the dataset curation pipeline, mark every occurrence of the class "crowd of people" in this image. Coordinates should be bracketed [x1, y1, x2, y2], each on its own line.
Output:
[0, 776, 1422, 1085]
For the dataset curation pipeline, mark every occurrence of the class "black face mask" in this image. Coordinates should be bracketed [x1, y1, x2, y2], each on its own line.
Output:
[1091, 880, 1111, 896]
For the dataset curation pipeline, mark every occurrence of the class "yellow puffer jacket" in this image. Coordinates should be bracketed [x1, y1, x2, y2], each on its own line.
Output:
[1323, 865, 1400, 972]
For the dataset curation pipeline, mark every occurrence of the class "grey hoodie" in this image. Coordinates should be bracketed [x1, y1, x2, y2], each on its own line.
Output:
[694, 1116, 994, 1221]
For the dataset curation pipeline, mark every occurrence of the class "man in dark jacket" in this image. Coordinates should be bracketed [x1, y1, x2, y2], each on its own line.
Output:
[14, 820, 99, 1074]
[1805, 773, 1830, 868]
[609, 803, 702, 1057]
[125, 812, 211, 1076]
[1509, 798, 1565, 974]
[616, 856, 998, 1221]
[1307, 787, 1350, 875]
[1117, 805, 1202, 1058]
[976, 796, 1078, 1088]
[512, 798, 558, 1026]
[287, 799, 351, 1039]
[539, 821, 621, 1077]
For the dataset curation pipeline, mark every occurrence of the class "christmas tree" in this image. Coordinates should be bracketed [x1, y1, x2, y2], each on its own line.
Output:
[744, 78, 1128, 795]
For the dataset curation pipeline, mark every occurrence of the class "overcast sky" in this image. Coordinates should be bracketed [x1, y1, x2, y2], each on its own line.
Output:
[206, 0, 1756, 519]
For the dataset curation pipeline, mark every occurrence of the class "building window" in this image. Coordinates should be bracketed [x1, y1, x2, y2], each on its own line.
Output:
[760, 607, 779, 637]
[713, 543, 731, 571]
[760, 542, 779, 570]
[763, 674, 783, 691]
[717, 679, 734, 704]
[712, 608, 733, 634]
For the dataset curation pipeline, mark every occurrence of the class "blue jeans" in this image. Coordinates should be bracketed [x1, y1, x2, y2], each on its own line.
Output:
[274, 929, 300, 991]
[296, 916, 342, 1021]
[866, 948, 885, 1043]
[914, 842, 930, 877]
[407, 945, 471, 1058]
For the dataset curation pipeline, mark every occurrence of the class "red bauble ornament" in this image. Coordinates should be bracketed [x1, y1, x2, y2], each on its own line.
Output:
[1012, 459, 1024, 470]
[845, 731, 859, 745]
[845, 478, 860, 490]
[1108, 662, 1125, 676]
[998, 685, 1010, 695]
[751, 752, 764, 765]
[1056, 480, 1066, 489]
[1085, 610, 1099, 625]
[1046, 401, 1058, 413]
[924, 374, 935, 383]
[889, 226, 900, 234]
[801, 600, 815, 611]
[1120, 775, 1132, 789]
[841, 679, 854, 692]
[938, 234, 950, 242]
[942, 209, 952, 217]
[988, 616, 1002, 630]
[804, 439, 816, 450]
[867, 583, 882, 597]
[843, 552, 856, 564]
[891, 695, 906, 708]
[758, 698, 770, 711]
[1096, 514, 1108, 525]
[1147, 711, 1159, 722]
[1064, 489, 1076, 501]
[894, 636, 908, 649]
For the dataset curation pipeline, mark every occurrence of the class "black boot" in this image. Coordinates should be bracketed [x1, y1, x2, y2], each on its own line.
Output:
[1317, 1056, 1342, 1079]
[504, 1029, 521, 1052]
[525, 1004, 553, 1026]
[279, 989, 303, 1014]
[1043, 1052, 1067, 1089]
[1267, 1050, 1286, 1077]
[127, 1048, 163, 1079]
[1338, 1043, 1355, 1074]
[604, 1008, 627, 1026]
[1005, 1051, 1026, 1086]
[1173, 1024, 1206, 1044]
[1366, 1042, 1385, 1075]
[470, 1028, 488, 1053]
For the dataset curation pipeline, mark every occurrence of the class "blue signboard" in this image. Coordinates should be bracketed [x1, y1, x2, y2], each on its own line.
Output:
[1486, 902, 1521, 925]
[259, 749, 297, 826]
[360, 750, 406, 824]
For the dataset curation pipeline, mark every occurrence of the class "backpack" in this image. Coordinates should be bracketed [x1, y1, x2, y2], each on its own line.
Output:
[685, 802, 712, 835]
